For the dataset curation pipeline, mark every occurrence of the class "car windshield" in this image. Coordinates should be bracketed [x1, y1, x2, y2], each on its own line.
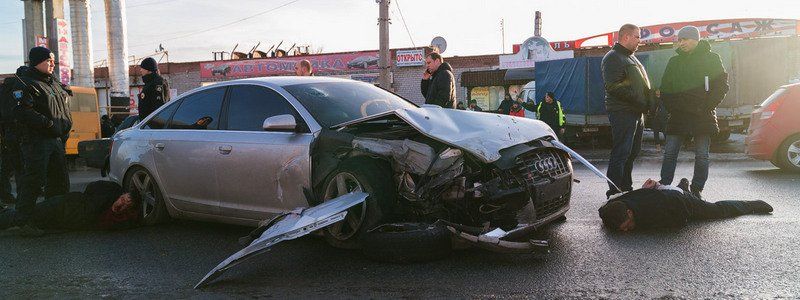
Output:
[284, 81, 417, 128]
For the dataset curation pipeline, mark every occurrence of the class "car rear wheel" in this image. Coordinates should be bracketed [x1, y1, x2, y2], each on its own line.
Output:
[321, 158, 395, 249]
[775, 134, 800, 173]
[124, 167, 170, 225]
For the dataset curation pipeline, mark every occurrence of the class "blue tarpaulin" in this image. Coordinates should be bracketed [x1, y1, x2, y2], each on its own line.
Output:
[534, 57, 606, 115]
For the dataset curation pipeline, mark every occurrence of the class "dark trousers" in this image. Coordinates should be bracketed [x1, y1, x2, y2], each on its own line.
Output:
[683, 194, 754, 220]
[0, 130, 23, 202]
[606, 110, 644, 195]
[16, 137, 69, 221]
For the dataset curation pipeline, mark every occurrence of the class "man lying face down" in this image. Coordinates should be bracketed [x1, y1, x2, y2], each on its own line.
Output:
[598, 178, 773, 231]
[0, 181, 142, 235]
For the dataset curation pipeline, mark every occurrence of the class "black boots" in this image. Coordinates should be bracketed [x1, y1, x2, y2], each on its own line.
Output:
[677, 178, 691, 193]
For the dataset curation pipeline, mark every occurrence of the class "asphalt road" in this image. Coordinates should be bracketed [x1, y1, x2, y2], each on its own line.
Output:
[1, 159, 798, 298]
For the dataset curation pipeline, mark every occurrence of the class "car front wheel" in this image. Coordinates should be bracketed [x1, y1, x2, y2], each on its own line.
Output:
[320, 158, 395, 249]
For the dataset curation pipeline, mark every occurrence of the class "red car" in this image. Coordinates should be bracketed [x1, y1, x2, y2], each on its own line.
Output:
[745, 83, 800, 172]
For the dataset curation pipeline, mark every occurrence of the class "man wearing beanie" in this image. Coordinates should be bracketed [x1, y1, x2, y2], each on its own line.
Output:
[13, 46, 73, 231]
[137, 57, 170, 120]
[659, 26, 729, 199]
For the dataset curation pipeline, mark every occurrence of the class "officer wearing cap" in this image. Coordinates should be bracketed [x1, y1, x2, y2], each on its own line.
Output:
[137, 57, 170, 121]
[14, 46, 73, 227]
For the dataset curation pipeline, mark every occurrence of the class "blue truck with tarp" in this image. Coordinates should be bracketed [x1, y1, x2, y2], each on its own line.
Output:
[535, 36, 800, 143]
[534, 56, 613, 142]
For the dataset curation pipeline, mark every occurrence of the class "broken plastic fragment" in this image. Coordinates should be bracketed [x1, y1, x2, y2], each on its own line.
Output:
[194, 192, 368, 288]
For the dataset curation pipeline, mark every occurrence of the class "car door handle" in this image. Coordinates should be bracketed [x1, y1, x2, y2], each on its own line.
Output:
[155, 143, 165, 151]
[218, 145, 232, 155]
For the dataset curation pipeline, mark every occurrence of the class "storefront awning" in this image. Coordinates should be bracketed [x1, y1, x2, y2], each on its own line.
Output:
[461, 69, 532, 87]
[503, 68, 536, 81]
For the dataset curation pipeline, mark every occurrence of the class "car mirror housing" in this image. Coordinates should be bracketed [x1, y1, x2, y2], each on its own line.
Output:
[263, 114, 297, 131]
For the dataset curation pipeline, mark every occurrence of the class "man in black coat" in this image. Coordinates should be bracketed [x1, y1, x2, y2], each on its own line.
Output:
[601, 24, 654, 198]
[658, 26, 729, 199]
[0, 181, 141, 235]
[137, 57, 170, 121]
[0, 66, 28, 205]
[598, 178, 772, 231]
[420, 52, 456, 108]
[14, 47, 73, 226]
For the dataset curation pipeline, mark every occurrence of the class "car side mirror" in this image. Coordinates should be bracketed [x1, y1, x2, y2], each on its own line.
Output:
[263, 114, 297, 131]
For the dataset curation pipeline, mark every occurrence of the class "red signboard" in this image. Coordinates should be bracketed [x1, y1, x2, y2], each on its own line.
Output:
[200, 51, 379, 79]
[514, 18, 800, 52]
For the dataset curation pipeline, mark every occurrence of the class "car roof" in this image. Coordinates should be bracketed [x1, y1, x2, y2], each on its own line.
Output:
[218, 76, 358, 87]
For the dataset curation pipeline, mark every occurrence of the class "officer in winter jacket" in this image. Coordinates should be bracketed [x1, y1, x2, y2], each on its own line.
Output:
[14, 46, 73, 226]
[537, 92, 566, 138]
[421, 52, 456, 108]
[137, 57, 170, 121]
[0, 66, 28, 204]
[601, 24, 654, 198]
[658, 26, 729, 199]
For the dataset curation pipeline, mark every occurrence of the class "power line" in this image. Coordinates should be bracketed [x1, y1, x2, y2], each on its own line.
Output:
[129, 0, 302, 48]
[394, 0, 415, 47]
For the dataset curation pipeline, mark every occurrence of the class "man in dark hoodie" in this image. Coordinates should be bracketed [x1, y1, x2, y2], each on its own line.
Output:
[598, 178, 772, 232]
[0, 180, 141, 235]
[14, 47, 73, 229]
[137, 57, 170, 121]
[420, 52, 456, 108]
[658, 26, 729, 199]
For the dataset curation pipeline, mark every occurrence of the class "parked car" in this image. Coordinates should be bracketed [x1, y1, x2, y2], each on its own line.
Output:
[109, 77, 573, 252]
[745, 83, 800, 172]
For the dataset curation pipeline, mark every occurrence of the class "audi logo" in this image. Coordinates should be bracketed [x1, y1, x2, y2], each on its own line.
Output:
[534, 157, 559, 173]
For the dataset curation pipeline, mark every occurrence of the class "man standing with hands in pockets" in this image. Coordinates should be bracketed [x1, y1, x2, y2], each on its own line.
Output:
[658, 26, 729, 199]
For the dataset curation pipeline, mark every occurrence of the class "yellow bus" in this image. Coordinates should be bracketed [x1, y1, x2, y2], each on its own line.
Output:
[66, 86, 101, 156]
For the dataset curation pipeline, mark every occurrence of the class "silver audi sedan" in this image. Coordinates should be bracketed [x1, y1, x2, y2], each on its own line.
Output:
[109, 76, 572, 249]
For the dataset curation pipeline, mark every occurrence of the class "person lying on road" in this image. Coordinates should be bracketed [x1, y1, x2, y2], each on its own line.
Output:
[0, 181, 142, 236]
[598, 178, 772, 232]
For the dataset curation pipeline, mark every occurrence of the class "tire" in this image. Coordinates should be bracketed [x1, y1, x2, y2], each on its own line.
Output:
[712, 130, 731, 143]
[123, 167, 170, 225]
[320, 158, 395, 249]
[361, 223, 452, 264]
[775, 134, 800, 173]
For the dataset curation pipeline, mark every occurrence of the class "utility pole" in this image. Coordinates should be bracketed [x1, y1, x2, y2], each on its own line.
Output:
[378, 0, 391, 90]
[501, 19, 505, 54]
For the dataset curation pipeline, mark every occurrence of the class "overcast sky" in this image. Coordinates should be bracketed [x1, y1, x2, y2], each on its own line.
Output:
[1, 0, 798, 73]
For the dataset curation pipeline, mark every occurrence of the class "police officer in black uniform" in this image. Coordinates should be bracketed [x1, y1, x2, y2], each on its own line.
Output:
[137, 57, 170, 121]
[0, 66, 29, 205]
[14, 46, 73, 228]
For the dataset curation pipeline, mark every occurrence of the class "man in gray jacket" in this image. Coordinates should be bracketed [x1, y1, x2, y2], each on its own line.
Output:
[601, 24, 654, 198]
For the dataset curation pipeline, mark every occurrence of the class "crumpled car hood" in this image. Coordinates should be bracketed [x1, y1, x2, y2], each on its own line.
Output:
[334, 107, 556, 163]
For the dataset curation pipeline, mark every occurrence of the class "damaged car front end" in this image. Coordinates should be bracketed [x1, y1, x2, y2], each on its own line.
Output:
[322, 107, 573, 249]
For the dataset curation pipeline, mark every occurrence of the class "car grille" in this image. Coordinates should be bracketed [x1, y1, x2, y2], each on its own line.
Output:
[499, 148, 571, 189]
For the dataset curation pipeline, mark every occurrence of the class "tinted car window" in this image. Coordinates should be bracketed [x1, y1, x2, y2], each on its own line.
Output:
[284, 81, 417, 127]
[168, 87, 225, 130]
[226, 85, 296, 131]
[143, 102, 179, 129]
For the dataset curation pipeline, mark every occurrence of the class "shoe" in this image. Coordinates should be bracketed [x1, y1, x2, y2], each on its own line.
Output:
[677, 178, 690, 193]
[18, 224, 44, 237]
[747, 200, 773, 214]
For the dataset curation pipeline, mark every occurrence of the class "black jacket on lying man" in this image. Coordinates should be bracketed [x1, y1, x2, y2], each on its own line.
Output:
[598, 179, 773, 231]
[0, 181, 141, 233]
